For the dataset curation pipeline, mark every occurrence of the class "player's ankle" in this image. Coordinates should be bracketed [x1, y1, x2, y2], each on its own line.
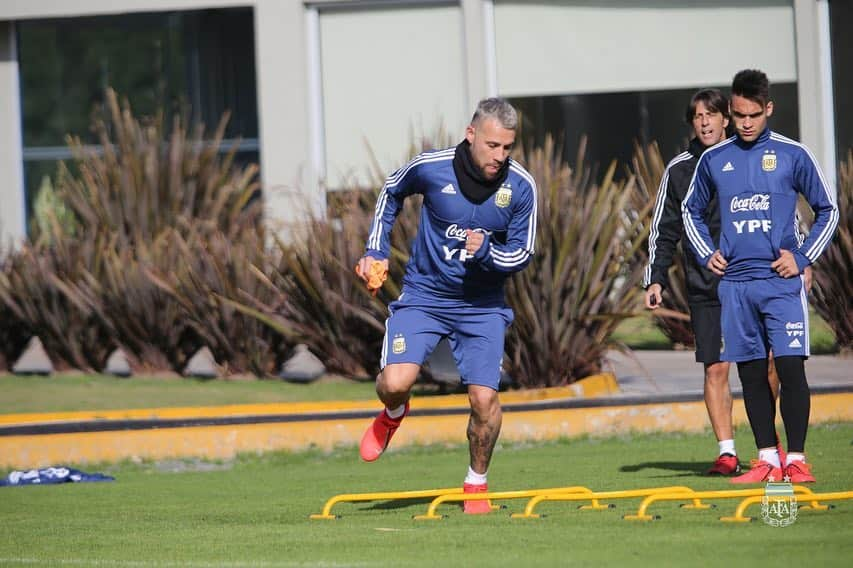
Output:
[464, 466, 487, 485]
[718, 439, 736, 456]
[384, 404, 407, 420]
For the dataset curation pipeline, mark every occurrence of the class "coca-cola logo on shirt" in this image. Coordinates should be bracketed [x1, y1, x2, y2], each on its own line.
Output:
[445, 224, 468, 241]
[445, 224, 491, 241]
[730, 194, 770, 213]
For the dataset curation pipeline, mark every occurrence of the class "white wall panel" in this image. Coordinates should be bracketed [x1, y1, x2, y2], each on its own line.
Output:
[494, 1, 797, 96]
[0, 22, 26, 247]
[320, 5, 467, 188]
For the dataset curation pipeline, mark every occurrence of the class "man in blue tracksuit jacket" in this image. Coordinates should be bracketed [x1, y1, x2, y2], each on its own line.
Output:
[683, 70, 838, 484]
[354, 98, 537, 513]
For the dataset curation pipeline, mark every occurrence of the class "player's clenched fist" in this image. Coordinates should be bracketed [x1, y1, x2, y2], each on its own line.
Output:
[355, 256, 389, 295]
[465, 229, 485, 255]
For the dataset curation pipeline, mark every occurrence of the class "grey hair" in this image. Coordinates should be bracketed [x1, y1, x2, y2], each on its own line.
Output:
[471, 97, 518, 130]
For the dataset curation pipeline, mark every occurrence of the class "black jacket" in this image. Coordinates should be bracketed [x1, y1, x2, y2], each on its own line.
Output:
[644, 138, 721, 304]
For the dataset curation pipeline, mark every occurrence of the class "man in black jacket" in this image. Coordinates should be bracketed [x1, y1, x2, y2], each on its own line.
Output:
[643, 88, 798, 475]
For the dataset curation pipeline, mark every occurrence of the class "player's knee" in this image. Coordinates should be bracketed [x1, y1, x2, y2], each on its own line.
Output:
[704, 362, 730, 387]
[376, 378, 408, 399]
[376, 367, 416, 398]
[774, 356, 808, 392]
[468, 387, 499, 420]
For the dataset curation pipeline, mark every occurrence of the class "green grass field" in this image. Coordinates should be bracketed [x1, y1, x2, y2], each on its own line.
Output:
[2, 424, 851, 566]
[0, 373, 378, 414]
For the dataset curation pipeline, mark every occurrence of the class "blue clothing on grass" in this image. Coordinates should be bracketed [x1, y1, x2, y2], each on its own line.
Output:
[1, 466, 114, 486]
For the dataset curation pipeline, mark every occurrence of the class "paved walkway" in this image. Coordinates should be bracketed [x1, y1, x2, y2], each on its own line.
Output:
[603, 349, 852, 398]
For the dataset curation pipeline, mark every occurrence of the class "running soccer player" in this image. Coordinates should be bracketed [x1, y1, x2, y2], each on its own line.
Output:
[355, 98, 537, 513]
[683, 69, 838, 483]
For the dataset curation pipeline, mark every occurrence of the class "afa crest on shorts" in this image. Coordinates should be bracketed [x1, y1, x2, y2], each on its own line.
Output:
[762, 151, 777, 172]
[392, 334, 406, 355]
[495, 184, 512, 208]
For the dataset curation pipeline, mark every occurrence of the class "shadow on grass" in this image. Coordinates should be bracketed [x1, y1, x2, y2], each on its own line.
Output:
[365, 497, 440, 511]
[619, 461, 709, 476]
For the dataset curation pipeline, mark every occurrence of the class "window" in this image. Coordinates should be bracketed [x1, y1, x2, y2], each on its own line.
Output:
[510, 84, 800, 170]
[17, 8, 258, 226]
[830, 0, 853, 162]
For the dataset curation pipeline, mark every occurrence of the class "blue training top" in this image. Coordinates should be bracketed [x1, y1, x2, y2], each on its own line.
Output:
[365, 147, 537, 306]
[683, 129, 838, 281]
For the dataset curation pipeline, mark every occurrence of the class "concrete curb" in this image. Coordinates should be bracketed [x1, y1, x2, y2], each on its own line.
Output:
[1, 374, 850, 469]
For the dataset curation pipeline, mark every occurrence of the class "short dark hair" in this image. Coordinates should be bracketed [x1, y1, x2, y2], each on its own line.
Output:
[731, 69, 771, 106]
[685, 89, 730, 125]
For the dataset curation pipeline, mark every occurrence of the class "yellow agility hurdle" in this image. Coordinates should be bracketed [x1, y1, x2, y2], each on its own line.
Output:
[412, 486, 594, 520]
[720, 490, 853, 523]
[310, 487, 463, 520]
[511, 486, 708, 519]
[623, 486, 825, 521]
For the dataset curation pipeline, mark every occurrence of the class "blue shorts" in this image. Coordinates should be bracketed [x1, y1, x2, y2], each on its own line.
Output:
[381, 292, 514, 390]
[718, 276, 809, 362]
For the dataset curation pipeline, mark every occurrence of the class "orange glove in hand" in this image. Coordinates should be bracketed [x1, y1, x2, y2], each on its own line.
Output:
[357, 260, 388, 296]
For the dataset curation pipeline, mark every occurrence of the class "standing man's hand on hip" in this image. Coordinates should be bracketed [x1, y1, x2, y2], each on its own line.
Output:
[770, 249, 800, 279]
[706, 250, 728, 276]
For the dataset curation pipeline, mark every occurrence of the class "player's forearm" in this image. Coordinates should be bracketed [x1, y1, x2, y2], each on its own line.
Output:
[474, 242, 534, 273]
[797, 203, 839, 266]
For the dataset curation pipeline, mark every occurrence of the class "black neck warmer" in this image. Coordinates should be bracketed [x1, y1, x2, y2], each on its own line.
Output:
[688, 137, 706, 159]
[452, 140, 510, 204]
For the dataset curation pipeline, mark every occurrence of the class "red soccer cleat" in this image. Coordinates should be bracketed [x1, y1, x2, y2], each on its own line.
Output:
[784, 460, 816, 483]
[359, 402, 409, 462]
[707, 453, 741, 475]
[462, 482, 492, 515]
[730, 460, 783, 484]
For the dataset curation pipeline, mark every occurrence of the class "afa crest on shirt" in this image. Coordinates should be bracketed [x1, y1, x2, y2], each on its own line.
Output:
[762, 151, 777, 172]
[495, 184, 512, 208]
[392, 334, 406, 355]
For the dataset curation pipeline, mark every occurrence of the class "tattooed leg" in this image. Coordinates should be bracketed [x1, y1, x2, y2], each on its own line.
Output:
[467, 385, 502, 473]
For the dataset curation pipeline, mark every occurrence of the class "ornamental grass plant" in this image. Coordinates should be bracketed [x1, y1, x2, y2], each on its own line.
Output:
[809, 149, 852, 353]
[0, 89, 291, 375]
[225, 140, 439, 380]
[630, 142, 695, 348]
[0, 254, 33, 372]
[502, 137, 653, 387]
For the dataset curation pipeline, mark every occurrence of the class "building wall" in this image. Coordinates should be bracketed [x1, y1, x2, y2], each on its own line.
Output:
[0, 22, 25, 248]
[0, 0, 839, 245]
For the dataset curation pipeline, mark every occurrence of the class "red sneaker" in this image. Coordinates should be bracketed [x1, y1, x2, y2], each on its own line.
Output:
[730, 460, 783, 484]
[463, 482, 492, 515]
[706, 453, 741, 475]
[775, 431, 787, 470]
[784, 460, 816, 483]
[359, 402, 409, 462]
